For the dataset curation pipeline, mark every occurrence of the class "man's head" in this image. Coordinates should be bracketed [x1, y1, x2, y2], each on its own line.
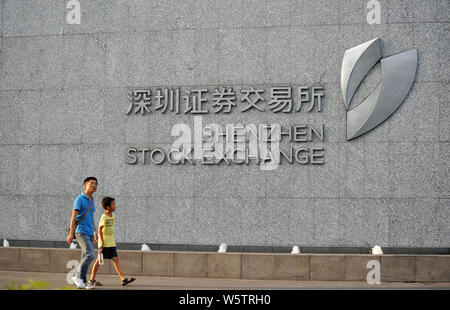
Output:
[83, 177, 98, 194]
[101, 196, 116, 211]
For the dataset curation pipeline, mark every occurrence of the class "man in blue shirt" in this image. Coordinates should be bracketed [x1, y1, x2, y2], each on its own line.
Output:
[67, 177, 98, 289]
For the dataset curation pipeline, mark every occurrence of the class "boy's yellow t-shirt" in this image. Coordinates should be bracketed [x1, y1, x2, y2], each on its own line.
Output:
[98, 213, 116, 248]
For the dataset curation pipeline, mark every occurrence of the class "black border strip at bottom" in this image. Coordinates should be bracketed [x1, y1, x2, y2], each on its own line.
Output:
[1, 289, 448, 307]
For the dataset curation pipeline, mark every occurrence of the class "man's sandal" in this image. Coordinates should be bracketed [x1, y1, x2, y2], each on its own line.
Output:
[121, 277, 136, 286]
[88, 279, 103, 286]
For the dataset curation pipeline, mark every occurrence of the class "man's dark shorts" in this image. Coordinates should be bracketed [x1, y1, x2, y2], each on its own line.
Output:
[102, 247, 118, 259]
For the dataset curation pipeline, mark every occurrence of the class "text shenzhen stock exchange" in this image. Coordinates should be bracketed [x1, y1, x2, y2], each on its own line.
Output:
[125, 85, 328, 167]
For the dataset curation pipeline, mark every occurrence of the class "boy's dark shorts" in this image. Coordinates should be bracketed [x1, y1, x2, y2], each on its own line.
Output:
[102, 247, 118, 259]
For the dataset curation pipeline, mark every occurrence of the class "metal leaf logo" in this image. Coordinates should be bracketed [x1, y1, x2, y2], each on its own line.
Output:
[341, 38, 417, 140]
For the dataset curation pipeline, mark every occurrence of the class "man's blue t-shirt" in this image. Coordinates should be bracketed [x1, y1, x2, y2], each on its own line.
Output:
[73, 192, 96, 236]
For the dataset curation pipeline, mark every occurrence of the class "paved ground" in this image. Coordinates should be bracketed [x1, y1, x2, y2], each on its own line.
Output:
[1, 271, 449, 290]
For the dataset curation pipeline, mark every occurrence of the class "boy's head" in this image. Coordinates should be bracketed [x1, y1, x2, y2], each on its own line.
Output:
[101, 196, 116, 211]
[83, 177, 98, 193]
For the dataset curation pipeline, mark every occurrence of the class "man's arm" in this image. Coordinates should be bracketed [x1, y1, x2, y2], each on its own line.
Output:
[94, 224, 98, 243]
[98, 225, 104, 251]
[66, 209, 79, 245]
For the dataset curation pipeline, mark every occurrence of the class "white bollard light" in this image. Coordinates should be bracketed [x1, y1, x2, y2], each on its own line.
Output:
[291, 245, 301, 254]
[218, 243, 227, 253]
[141, 244, 151, 251]
[371, 245, 383, 255]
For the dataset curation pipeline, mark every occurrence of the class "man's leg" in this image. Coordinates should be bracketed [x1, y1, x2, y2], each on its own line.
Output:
[76, 233, 95, 283]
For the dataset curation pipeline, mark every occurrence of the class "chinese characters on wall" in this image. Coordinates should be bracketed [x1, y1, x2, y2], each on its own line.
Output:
[127, 86, 324, 115]
[125, 85, 327, 169]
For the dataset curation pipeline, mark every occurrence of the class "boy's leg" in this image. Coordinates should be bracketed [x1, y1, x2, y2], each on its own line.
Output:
[112, 256, 125, 281]
[90, 257, 100, 282]
[76, 234, 95, 283]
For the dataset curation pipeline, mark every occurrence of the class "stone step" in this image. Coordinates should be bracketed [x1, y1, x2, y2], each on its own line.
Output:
[1, 247, 449, 283]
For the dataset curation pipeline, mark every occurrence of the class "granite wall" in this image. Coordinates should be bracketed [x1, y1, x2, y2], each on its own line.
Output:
[0, 0, 448, 249]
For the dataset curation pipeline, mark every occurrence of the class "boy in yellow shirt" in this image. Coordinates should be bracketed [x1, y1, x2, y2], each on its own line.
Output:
[89, 196, 136, 287]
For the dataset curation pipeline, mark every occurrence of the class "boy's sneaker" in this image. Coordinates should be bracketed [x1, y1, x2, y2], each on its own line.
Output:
[85, 281, 95, 289]
[73, 277, 86, 289]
